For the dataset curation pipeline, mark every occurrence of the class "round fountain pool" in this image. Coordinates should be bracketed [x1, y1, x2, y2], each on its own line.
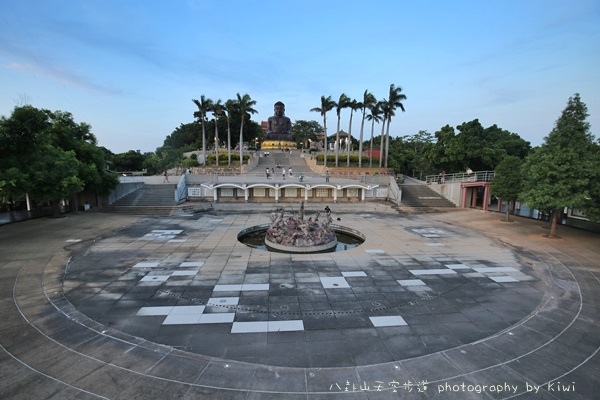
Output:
[238, 224, 365, 253]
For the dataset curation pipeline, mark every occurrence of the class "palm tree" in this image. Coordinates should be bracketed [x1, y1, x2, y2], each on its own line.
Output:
[192, 96, 213, 167]
[236, 93, 257, 167]
[358, 90, 377, 168]
[334, 93, 350, 167]
[383, 84, 407, 168]
[310, 95, 335, 168]
[224, 99, 237, 166]
[379, 101, 390, 167]
[346, 99, 360, 167]
[366, 102, 382, 167]
[212, 99, 223, 167]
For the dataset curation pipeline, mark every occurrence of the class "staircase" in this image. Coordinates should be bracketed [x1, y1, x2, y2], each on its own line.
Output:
[104, 184, 177, 216]
[399, 183, 456, 210]
[253, 151, 314, 175]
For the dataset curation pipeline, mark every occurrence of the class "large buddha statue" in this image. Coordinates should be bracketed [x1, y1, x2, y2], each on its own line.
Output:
[266, 101, 293, 141]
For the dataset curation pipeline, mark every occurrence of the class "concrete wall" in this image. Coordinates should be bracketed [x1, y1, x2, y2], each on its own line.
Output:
[427, 181, 462, 206]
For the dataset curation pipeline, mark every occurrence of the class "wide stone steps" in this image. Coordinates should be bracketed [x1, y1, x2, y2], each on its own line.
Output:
[102, 205, 175, 216]
[110, 184, 176, 206]
[254, 151, 313, 173]
[103, 184, 177, 215]
[399, 184, 456, 208]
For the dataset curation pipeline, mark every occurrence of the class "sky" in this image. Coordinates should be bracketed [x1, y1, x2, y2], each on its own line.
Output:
[1, 0, 599, 154]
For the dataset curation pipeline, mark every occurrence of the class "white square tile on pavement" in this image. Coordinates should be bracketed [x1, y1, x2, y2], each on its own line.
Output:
[370, 315, 408, 327]
[320, 277, 350, 288]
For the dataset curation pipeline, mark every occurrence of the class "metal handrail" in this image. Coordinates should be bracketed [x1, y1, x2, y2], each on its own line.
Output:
[425, 170, 495, 184]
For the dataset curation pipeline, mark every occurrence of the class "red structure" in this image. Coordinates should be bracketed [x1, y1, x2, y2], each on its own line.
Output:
[460, 181, 492, 212]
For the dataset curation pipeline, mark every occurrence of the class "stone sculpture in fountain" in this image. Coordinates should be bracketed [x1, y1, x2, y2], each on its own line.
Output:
[265, 202, 338, 253]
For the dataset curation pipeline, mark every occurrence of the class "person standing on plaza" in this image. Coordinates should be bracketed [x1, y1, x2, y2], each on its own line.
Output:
[288, 167, 293, 177]
[282, 168, 286, 180]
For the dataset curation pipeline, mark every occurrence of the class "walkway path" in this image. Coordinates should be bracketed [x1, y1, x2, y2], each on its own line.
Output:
[0, 205, 598, 399]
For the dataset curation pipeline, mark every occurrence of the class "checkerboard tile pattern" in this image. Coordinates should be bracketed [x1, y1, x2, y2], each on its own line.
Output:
[132, 254, 532, 334]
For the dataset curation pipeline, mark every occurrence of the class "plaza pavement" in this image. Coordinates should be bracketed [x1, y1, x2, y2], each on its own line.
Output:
[0, 203, 598, 399]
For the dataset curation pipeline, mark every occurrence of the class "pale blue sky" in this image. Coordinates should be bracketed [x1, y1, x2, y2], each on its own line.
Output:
[1, 0, 599, 153]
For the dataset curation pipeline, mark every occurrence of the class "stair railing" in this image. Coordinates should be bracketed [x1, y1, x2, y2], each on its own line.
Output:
[175, 175, 187, 203]
[387, 176, 402, 206]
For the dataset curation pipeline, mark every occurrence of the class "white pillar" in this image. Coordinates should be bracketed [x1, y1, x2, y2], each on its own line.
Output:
[213, 186, 218, 202]
[334, 186, 339, 203]
[304, 185, 309, 202]
[361, 187, 366, 202]
[275, 184, 279, 203]
[244, 184, 248, 203]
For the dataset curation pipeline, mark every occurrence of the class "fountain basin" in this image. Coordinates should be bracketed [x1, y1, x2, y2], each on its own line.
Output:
[238, 224, 365, 253]
[265, 236, 338, 253]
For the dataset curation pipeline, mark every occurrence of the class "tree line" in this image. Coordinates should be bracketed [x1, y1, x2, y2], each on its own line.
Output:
[2, 94, 598, 233]
[0, 106, 118, 212]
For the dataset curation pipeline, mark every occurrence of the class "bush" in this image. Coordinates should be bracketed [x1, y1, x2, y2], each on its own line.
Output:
[205, 154, 250, 165]
[315, 153, 371, 166]
[181, 158, 200, 168]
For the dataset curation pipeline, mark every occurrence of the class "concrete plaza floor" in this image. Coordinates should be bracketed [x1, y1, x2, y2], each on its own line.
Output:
[1, 203, 599, 399]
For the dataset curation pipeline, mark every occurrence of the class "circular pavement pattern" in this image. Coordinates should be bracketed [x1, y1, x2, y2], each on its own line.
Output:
[1, 204, 599, 399]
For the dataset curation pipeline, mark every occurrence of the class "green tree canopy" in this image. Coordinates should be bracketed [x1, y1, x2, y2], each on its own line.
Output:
[163, 122, 199, 150]
[390, 130, 435, 178]
[0, 105, 118, 210]
[112, 150, 146, 172]
[491, 155, 524, 222]
[291, 120, 322, 148]
[426, 124, 459, 172]
[521, 94, 599, 236]
[426, 120, 530, 173]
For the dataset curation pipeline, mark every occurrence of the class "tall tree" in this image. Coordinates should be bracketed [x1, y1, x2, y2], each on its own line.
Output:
[426, 124, 461, 172]
[366, 102, 383, 167]
[1, 105, 51, 205]
[192, 96, 213, 167]
[491, 156, 524, 222]
[310, 96, 335, 168]
[383, 84, 407, 168]
[1, 106, 117, 212]
[236, 93, 257, 166]
[212, 99, 223, 166]
[291, 120, 322, 149]
[395, 130, 435, 179]
[379, 101, 390, 167]
[30, 145, 83, 213]
[521, 94, 599, 237]
[358, 90, 377, 167]
[112, 150, 146, 172]
[224, 99, 237, 165]
[163, 122, 199, 150]
[334, 93, 350, 167]
[346, 99, 360, 167]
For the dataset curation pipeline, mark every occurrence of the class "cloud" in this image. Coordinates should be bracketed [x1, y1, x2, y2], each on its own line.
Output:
[5, 57, 121, 96]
